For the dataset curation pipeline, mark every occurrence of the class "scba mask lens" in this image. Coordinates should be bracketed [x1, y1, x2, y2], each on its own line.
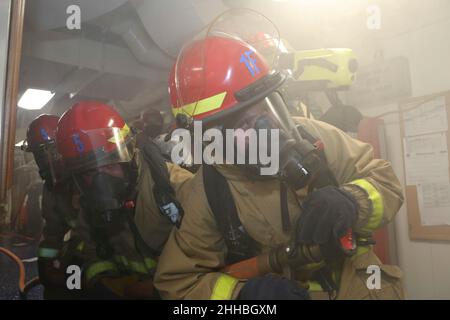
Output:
[75, 163, 136, 227]
[252, 93, 321, 189]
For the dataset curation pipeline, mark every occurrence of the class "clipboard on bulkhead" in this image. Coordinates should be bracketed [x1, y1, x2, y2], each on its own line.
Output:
[399, 90, 450, 241]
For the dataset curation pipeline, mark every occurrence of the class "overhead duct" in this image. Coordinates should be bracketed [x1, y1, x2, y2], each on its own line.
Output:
[109, 0, 228, 69]
[131, 0, 228, 57]
[117, 84, 170, 117]
[110, 18, 174, 70]
[107, 0, 228, 114]
[22, 32, 166, 81]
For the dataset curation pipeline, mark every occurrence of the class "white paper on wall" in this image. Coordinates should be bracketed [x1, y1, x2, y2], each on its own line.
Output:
[417, 182, 450, 226]
[403, 96, 448, 137]
[403, 132, 449, 185]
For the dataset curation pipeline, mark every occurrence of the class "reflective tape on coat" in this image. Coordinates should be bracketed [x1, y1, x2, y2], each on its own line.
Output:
[210, 274, 239, 300]
[86, 261, 118, 283]
[37, 247, 59, 258]
[349, 179, 384, 233]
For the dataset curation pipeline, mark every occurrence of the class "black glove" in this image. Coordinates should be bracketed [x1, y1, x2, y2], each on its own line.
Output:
[238, 274, 310, 300]
[296, 186, 358, 259]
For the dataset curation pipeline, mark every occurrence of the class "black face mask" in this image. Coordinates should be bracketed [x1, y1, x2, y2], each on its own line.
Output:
[254, 115, 321, 190]
[76, 162, 138, 228]
[33, 149, 55, 190]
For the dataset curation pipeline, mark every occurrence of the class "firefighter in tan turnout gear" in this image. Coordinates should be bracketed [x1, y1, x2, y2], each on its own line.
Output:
[154, 10, 405, 300]
[24, 114, 86, 299]
[55, 101, 192, 298]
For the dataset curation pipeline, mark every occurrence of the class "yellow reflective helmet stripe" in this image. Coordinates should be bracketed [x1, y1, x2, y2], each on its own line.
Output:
[210, 274, 239, 300]
[172, 92, 227, 118]
[108, 123, 131, 144]
[349, 179, 384, 233]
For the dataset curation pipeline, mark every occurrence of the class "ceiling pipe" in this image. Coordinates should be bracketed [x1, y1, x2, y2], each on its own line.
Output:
[110, 18, 174, 70]
[22, 32, 165, 81]
[130, 0, 228, 57]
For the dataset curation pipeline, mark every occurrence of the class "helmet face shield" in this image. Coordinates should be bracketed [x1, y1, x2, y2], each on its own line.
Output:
[73, 162, 137, 222]
[59, 126, 135, 175]
[259, 92, 305, 143]
[251, 92, 320, 188]
[222, 91, 298, 140]
[215, 90, 318, 185]
[29, 139, 63, 186]
[171, 8, 284, 123]
[205, 9, 282, 67]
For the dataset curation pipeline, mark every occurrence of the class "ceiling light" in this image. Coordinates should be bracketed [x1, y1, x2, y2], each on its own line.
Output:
[18, 89, 55, 110]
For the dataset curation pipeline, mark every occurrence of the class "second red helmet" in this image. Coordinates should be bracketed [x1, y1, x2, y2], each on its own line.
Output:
[56, 101, 134, 174]
[25, 114, 62, 185]
[26, 114, 59, 152]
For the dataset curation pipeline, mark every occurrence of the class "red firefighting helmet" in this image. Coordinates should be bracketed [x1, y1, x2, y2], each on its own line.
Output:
[24, 114, 62, 184]
[56, 101, 134, 174]
[25, 114, 59, 152]
[169, 8, 286, 125]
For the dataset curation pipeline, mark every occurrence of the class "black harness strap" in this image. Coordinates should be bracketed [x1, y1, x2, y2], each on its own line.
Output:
[141, 142, 184, 227]
[201, 124, 337, 266]
[280, 181, 291, 233]
[202, 165, 259, 265]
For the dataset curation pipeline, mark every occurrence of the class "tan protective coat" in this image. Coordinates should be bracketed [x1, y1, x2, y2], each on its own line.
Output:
[154, 118, 405, 300]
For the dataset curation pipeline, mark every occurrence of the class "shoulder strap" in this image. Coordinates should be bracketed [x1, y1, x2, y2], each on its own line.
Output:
[202, 165, 259, 265]
[141, 141, 184, 227]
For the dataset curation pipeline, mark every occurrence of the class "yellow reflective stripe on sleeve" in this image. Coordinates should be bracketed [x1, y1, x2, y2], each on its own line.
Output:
[349, 179, 384, 232]
[308, 281, 323, 292]
[86, 261, 118, 283]
[172, 92, 227, 117]
[299, 261, 326, 272]
[37, 247, 59, 258]
[114, 255, 129, 268]
[210, 274, 238, 300]
[129, 261, 148, 274]
[113, 255, 153, 274]
[353, 245, 370, 259]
